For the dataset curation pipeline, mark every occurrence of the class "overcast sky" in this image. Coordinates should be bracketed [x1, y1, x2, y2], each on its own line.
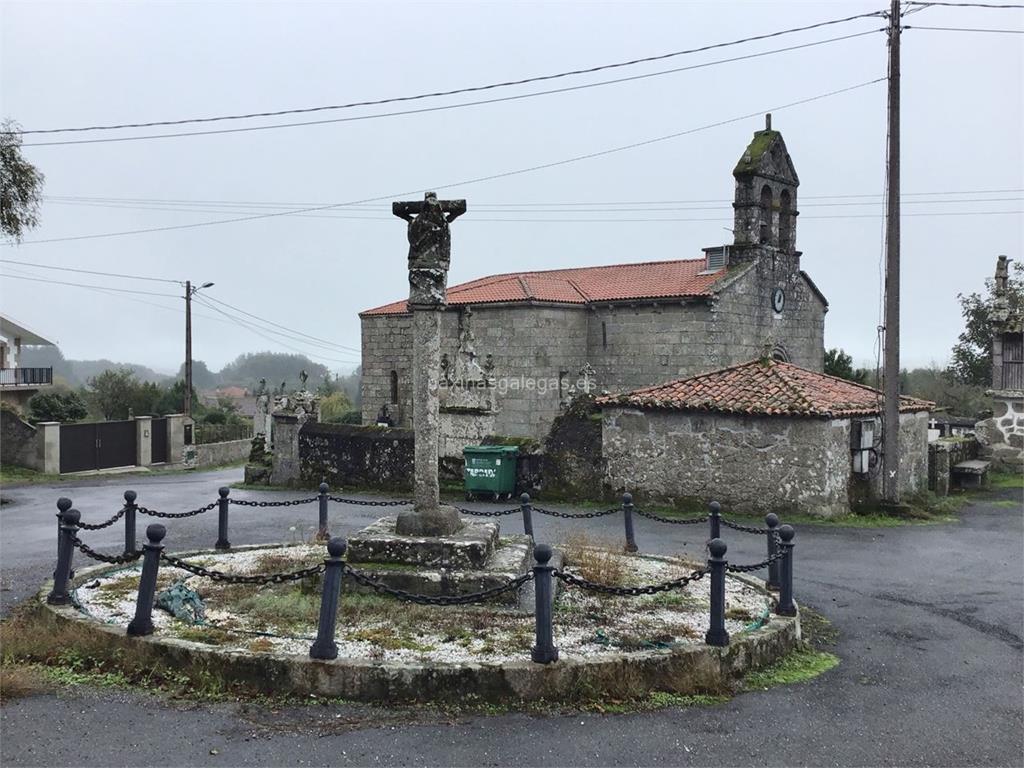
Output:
[1, 1, 1021, 375]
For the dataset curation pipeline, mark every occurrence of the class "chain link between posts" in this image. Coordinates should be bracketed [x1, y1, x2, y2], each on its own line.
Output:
[326, 496, 411, 507]
[76, 507, 127, 531]
[228, 497, 319, 508]
[634, 509, 709, 525]
[343, 564, 534, 605]
[719, 517, 775, 535]
[555, 567, 708, 597]
[532, 506, 620, 520]
[137, 502, 218, 519]
[455, 506, 522, 517]
[159, 553, 326, 584]
[725, 550, 787, 574]
[71, 537, 143, 564]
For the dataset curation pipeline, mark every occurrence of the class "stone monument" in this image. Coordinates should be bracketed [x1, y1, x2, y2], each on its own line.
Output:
[392, 191, 467, 536]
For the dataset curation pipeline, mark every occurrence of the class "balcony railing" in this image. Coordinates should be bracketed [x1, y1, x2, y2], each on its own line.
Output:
[0, 367, 53, 387]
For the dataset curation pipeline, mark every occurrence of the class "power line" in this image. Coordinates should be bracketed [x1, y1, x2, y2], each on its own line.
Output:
[904, 24, 1024, 31]
[41, 187, 1024, 207]
[9, 10, 886, 137]
[903, 2, 1024, 9]
[200, 294, 361, 353]
[0, 257, 181, 283]
[0, 272, 180, 297]
[3, 77, 886, 246]
[192, 297, 359, 365]
[21, 31, 882, 147]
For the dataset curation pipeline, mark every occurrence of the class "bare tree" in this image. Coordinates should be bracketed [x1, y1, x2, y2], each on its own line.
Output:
[0, 119, 45, 242]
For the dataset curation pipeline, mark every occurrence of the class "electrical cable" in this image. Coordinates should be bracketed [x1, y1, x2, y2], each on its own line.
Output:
[0, 257, 181, 283]
[904, 24, 1024, 31]
[3, 77, 886, 246]
[199, 294, 361, 353]
[8, 10, 887, 136]
[20, 31, 883, 147]
[0, 272, 180, 297]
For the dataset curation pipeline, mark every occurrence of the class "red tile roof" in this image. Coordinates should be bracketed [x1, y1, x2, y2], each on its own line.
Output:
[598, 358, 933, 418]
[360, 259, 724, 316]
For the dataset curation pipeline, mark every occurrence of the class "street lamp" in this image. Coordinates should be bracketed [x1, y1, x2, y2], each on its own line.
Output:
[184, 281, 214, 419]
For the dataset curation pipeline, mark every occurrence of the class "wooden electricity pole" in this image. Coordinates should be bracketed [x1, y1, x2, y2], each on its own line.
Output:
[882, 0, 902, 504]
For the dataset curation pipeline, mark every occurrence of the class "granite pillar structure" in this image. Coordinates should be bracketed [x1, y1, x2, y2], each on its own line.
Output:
[392, 192, 467, 536]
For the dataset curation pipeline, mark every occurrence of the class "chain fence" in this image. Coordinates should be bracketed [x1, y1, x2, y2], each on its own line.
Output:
[554, 567, 708, 597]
[228, 497, 319, 508]
[71, 537, 143, 565]
[455, 506, 522, 517]
[137, 502, 219, 519]
[159, 553, 325, 585]
[725, 550, 786, 574]
[76, 507, 127, 531]
[634, 508, 708, 525]
[326, 496, 411, 507]
[532, 506, 620, 520]
[343, 564, 534, 605]
[719, 517, 774, 535]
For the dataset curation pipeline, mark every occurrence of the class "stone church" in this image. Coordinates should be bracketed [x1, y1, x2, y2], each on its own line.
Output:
[360, 120, 828, 453]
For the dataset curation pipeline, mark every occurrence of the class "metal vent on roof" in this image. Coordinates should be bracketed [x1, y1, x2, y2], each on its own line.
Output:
[703, 246, 728, 272]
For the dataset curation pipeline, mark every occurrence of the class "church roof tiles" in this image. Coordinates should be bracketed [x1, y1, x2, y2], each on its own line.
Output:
[360, 258, 724, 316]
[598, 358, 933, 418]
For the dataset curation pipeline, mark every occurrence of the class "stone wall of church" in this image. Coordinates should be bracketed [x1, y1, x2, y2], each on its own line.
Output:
[361, 305, 589, 440]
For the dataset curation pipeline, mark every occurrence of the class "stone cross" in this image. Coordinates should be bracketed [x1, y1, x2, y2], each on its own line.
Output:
[392, 192, 467, 536]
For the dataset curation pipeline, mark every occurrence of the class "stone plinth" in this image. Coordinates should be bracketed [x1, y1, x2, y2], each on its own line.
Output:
[348, 517, 497, 569]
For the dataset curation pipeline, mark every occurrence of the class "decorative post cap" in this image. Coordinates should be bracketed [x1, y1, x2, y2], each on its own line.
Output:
[709, 501, 721, 514]
[62, 508, 81, 526]
[708, 538, 727, 558]
[622, 492, 633, 505]
[779, 524, 795, 542]
[534, 543, 553, 564]
[520, 492, 531, 504]
[57, 497, 73, 513]
[124, 490, 137, 504]
[218, 487, 230, 499]
[327, 537, 347, 558]
[319, 482, 329, 494]
[146, 524, 167, 543]
[765, 512, 779, 528]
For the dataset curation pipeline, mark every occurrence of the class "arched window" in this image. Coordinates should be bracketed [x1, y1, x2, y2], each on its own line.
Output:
[759, 185, 773, 244]
[389, 370, 399, 404]
[779, 190, 792, 251]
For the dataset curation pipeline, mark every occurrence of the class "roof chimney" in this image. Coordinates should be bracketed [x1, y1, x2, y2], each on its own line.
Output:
[765, 113, 772, 131]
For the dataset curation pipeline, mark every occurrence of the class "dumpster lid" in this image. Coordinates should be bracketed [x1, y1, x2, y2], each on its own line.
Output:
[463, 444, 519, 455]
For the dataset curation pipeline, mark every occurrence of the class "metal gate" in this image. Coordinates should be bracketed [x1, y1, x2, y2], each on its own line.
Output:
[151, 417, 168, 464]
[58, 420, 137, 473]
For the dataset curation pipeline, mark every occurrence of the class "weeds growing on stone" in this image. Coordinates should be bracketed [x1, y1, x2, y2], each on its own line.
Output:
[560, 532, 628, 587]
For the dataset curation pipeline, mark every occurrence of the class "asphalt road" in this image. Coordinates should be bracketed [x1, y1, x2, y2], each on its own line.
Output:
[1, 468, 1022, 768]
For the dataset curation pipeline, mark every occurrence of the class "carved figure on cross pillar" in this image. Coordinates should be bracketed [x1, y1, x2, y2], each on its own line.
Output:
[393, 192, 466, 307]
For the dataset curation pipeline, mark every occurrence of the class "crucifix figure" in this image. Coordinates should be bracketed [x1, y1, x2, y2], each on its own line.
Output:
[391, 192, 468, 536]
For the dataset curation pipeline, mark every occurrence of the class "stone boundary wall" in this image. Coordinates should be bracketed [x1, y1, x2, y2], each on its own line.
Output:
[975, 393, 1024, 472]
[928, 437, 979, 496]
[299, 422, 414, 491]
[0, 407, 41, 470]
[194, 438, 251, 469]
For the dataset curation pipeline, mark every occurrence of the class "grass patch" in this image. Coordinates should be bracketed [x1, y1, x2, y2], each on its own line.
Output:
[989, 471, 1024, 490]
[0, 664, 50, 701]
[0, 464, 62, 487]
[743, 648, 839, 691]
[991, 499, 1022, 508]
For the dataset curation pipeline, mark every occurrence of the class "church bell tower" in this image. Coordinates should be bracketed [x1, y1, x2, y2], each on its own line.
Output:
[731, 114, 800, 260]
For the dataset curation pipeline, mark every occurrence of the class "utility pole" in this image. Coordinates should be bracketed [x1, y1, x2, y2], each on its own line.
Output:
[882, 0, 901, 504]
[183, 280, 214, 419]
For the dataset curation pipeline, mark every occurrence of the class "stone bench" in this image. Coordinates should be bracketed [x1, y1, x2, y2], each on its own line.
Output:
[951, 459, 991, 489]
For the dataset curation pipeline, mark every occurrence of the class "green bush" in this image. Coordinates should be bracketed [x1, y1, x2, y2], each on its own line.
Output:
[27, 391, 88, 424]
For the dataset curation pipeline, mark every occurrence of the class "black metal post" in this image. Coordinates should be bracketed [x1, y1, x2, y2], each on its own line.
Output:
[705, 537, 729, 647]
[776, 524, 796, 617]
[215, 487, 231, 550]
[47, 508, 80, 605]
[531, 543, 558, 664]
[708, 500, 721, 541]
[123, 490, 138, 557]
[127, 524, 167, 637]
[520, 493, 534, 538]
[317, 481, 330, 542]
[764, 512, 781, 591]
[54, 497, 72, 580]
[309, 537, 347, 660]
[622, 492, 638, 553]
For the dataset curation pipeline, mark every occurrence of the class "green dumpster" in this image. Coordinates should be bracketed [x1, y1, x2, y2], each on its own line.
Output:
[463, 445, 519, 501]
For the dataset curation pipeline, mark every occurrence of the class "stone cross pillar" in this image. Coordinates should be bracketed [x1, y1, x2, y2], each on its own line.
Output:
[392, 192, 467, 536]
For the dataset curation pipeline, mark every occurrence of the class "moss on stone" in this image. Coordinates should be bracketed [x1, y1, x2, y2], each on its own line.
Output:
[733, 130, 779, 175]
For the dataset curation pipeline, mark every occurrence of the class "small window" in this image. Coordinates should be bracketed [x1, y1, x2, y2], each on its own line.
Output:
[779, 190, 792, 251]
[602, 322, 607, 349]
[389, 370, 399, 404]
[759, 185, 773, 244]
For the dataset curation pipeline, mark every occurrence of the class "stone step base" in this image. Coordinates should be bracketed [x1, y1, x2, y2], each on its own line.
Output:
[347, 516, 499, 569]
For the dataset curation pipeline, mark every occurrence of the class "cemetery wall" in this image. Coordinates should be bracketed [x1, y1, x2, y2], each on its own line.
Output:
[299, 422, 414, 491]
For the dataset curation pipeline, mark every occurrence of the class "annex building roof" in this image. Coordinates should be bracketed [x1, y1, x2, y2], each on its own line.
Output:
[360, 258, 726, 316]
[598, 358, 933, 419]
